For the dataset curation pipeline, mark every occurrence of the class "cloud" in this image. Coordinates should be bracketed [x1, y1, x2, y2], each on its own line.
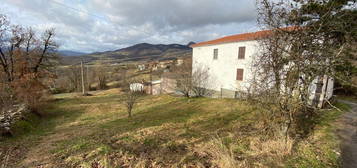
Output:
[1, 0, 258, 52]
[90, 0, 256, 28]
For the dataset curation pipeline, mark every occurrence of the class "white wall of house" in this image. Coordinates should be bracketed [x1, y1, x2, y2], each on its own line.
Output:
[192, 40, 260, 92]
[130, 83, 144, 92]
[192, 38, 334, 107]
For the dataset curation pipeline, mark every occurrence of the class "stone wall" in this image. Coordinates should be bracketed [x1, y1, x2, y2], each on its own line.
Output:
[0, 104, 30, 136]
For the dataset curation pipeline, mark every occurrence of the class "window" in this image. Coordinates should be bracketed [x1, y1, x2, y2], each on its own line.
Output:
[238, 46, 246, 59]
[236, 69, 244, 81]
[213, 49, 218, 60]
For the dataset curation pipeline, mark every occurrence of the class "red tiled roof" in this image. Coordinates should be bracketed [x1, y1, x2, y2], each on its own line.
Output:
[190, 27, 297, 48]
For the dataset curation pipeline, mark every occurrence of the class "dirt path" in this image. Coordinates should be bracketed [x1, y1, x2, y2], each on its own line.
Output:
[337, 100, 357, 168]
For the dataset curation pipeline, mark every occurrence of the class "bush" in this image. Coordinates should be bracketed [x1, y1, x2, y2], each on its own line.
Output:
[49, 87, 66, 94]
[0, 84, 14, 111]
[10, 112, 40, 136]
[12, 76, 49, 111]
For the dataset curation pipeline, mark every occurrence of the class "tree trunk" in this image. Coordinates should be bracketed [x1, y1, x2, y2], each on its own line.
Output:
[128, 108, 132, 118]
[81, 61, 86, 95]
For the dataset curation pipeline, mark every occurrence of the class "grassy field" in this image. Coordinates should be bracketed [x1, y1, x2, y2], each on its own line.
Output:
[0, 89, 349, 167]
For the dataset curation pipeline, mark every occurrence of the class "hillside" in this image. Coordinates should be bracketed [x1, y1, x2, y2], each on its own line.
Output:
[0, 89, 346, 167]
[60, 43, 194, 65]
[58, 50, 87, 57]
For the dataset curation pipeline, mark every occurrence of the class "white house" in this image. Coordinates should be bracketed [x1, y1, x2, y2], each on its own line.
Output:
[176, 58, 184, 66]
[191, 29, 334, 105]
[130, 83, 144, 92]
[137, 64, 146, 71]
[191, 30, 267, 98]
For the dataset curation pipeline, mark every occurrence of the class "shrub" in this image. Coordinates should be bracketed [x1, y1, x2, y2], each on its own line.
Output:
[12, 75, 49, 111]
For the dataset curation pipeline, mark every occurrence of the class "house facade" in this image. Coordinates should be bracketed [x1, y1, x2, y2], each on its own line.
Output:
[191, 30, 334, 103]
[191, 31, 266, 98]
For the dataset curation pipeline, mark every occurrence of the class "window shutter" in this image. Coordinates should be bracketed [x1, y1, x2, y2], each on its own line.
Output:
[213, 49, 218, 60]
[238, 47, 245, 59]
[236, 69, 244, 81]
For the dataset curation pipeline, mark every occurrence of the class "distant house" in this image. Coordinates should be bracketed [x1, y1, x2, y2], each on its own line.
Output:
[161, 73, 177, 94]
[149, 62, 159, 71]
[191, 29, 334, 105]
[142, 73, 178, 96]
[176, 58, 184, 66]
[159, 62, 168, 68]
[130, 83, 144, 92]
[158, 60, 174, 69]
[137, 64, 146, 71]
[143, 80, 162, 95]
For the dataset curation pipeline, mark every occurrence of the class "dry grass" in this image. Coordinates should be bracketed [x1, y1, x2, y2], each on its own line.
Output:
[0, 89, 346, 167]
[195, 137, 245, 168]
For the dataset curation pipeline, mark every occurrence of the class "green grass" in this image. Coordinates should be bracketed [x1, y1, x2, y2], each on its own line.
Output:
[286, 102, 349, 168]
[335, 95, 357, 102]
[10, 112, 42, 137]
[0, 89, 350, 167]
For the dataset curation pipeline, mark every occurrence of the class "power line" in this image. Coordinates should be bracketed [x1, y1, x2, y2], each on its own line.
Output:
[46, 0, 146, 33]
[45, 0, 152, 52]
[47, 0, 107, 21]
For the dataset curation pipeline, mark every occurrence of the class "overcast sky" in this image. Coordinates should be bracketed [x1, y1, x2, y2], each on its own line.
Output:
[1, 0, 259, 53]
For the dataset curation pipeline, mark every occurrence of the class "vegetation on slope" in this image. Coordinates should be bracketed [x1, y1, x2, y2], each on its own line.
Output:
[0, 89, 348, 167]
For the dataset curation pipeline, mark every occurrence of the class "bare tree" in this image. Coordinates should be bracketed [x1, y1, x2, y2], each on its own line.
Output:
[119, 67, 127, 87]
[191, 65, 213, 97]
[95, 66, 108, 90]
[253, 0, 357, 138]
[121, 80, 144, 118]
[0, 15, 58, 80]
[171, 61, 192, 97]
[171, 60, 213, 97]
[67, 65, 81, 92]
[0, 14, 58, 109]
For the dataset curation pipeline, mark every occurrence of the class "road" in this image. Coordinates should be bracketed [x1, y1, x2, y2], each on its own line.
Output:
[338, 100, 357, 168]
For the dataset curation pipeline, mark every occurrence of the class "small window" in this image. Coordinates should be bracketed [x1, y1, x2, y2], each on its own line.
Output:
[213, 49, 218, 60]
[238, 46, 246, 59]
[236, 69, 244, 81]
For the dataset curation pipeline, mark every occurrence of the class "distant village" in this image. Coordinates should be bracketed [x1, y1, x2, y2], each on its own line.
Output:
[130, 57, 187, 95]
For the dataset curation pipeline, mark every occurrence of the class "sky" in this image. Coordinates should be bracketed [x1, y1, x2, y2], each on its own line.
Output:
[1, 0, 259, 53]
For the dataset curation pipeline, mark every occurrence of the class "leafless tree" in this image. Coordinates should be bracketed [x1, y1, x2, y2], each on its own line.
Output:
[0, 15, 57, 83]
[253, 0, 357, 139]
[121, 80, 144, 118]
[118, 67, 128, 87]
[171, 61, 192, 97]
[0, 14, 58, 109]
[95, 66, 108, 90]
[171, 60, 213, 97]
[67, 65, 81, 92]
[191, 65, 213, 97]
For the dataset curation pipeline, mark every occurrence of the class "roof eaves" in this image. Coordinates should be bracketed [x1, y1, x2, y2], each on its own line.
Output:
[190, 38, 263, 48]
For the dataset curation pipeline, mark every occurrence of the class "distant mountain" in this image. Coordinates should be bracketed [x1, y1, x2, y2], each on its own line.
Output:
[59, 50, 87, 57]
[116, 43, 190, 53]
[187, 42, 196, 46]
[60, 43, 192, 65]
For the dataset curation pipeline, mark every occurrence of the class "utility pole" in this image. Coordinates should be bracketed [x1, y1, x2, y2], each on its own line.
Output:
[86, 65, 89, 91]
[81, 60, 86, 95]
[150, 66, 153, 95]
